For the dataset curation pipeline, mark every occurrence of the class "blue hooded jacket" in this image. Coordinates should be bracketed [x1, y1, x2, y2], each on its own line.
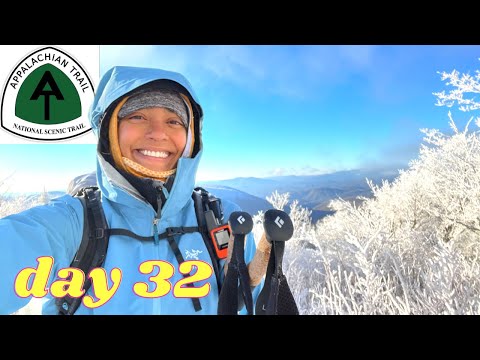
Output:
[0, 66, 260, 315]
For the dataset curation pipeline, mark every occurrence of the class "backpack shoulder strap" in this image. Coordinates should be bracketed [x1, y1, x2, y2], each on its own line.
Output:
[56, 185, 225, 314]
[55, 186, 110, 315]
[192, 187, 223, 293]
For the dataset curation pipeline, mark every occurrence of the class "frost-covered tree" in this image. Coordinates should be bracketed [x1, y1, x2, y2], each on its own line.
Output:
[0, 177, 49, 315]
[38, 186, 50, 205]
[433, 63, 480, 120]
[0, 176, 36, 219]
[266, 190, 290, 211]
[280, 59, 480, 315]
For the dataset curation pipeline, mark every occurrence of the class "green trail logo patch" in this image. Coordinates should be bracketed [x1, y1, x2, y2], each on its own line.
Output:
[1, 46, 94, 141]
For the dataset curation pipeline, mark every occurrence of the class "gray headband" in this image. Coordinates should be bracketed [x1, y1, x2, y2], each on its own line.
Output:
[118, 89, 189, 128]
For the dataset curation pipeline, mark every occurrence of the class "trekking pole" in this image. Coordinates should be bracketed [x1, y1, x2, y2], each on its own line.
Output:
[217, 211, 254, 315]
[234, 231, 270, 312]
[223, 232, 235, 275]
[255, 209, 299, 315]
[225, 231, 269, 286]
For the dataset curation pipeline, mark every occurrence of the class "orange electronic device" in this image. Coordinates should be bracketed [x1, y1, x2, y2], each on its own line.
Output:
[209, 224, 231, 259]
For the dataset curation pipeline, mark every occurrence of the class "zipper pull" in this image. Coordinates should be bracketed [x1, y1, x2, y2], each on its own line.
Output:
[153, 218, 160, 245]
[156, 185, 164, 214]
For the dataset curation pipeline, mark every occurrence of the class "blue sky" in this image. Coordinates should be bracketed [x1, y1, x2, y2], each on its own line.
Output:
[1, 45, 479, 192]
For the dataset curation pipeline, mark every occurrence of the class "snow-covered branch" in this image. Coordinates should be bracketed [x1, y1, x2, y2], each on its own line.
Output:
[433, 62, 480, 118]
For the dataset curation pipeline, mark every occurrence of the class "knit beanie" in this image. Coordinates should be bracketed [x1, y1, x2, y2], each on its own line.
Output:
[118, 89, 188, 128]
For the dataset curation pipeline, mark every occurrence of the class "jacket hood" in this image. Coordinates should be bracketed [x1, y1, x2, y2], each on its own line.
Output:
[89, 66, 203, 149]
[87, 66, 204, 216]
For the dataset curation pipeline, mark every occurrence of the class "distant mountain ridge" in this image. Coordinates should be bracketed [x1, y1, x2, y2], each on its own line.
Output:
[202, 185, 273, 216]
[199, 169, 398, 198]
[9, 168, 400, 223]
[198, 168, 400, 220]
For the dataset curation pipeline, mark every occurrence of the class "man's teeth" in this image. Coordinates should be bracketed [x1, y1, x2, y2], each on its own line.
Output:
[139, 150, 169, 158]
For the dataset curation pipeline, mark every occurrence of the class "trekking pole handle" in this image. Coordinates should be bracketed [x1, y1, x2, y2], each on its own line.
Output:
[263, 209, 294, 243]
